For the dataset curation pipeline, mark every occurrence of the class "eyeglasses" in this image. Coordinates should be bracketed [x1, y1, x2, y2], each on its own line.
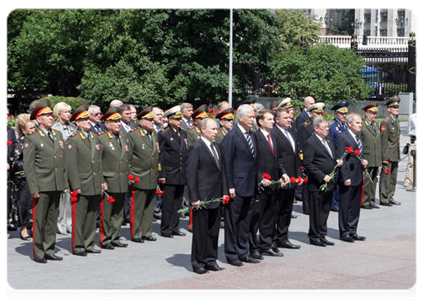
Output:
[94, 113, 103, 116]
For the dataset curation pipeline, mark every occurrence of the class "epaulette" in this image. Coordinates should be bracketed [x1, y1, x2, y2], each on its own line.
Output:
[303, 119, 311, 127]
[329, 120, 334, 126]
[98, 131, 107, 136]
[130, 127, 139, 133]
[28, 130, 38, 136]
[71, 131, 79, 137]
[160, 127, 169, 133]
[188, 125, 196, 130]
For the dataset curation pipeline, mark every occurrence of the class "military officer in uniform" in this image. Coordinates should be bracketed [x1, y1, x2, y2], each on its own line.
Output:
[23, 99, 68, 263]
[158, 106, 188, 238]
[215, 108, 235, 144]
[186, 104, 208, 146]
[66, 104, 105, 256]
[328, 100, 349, 212]
[379, 96, 401, 206]
[127, 106, 160, 243]
[360, 104, 381, 209]
[97, 108, 130, 249]
[298, 102, 325, 215]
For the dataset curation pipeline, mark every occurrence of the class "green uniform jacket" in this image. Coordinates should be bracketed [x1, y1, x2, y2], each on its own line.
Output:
[65, 130, 103, 195]
[23, 129, 68, 195]
[97, 130, 130, 193]
[360, 117, 382, 167]
[380, 115, 400, 162]
[186, 124, 201, 146]
[127, 127, 159, 190]
[215, 128, 227, 144]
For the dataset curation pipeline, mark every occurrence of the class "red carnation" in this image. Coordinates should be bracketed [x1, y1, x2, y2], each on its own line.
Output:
[346, 146, 353, 153]
[107, 196, 115, 204]
[128, 174, 134, 181]
[304, 177, 308, 183]
[290, 177, 297, 183]
[354, 149, 360, 156]
[70, 191, 78, 203]
[134, 177, 140, 183]
[263, 173, 271, 180]
[297, 176, 303, 185]
[385, 168, 390, 175]
[223, 195, 230, 205]
[71, 190, 78, 197]
[155, 189, 164, 195]
[7, 141, 13, 146]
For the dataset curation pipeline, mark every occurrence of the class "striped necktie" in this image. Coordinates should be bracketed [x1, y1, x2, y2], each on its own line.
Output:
[356, 135, 362, 153]
[245, 131, 255, 157]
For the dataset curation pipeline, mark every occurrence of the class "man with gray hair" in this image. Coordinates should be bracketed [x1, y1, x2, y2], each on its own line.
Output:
[221, 104, 259, 266]
[181, 102, 194, 129]
[110, 99, 123, 108]
[88, 105, 105, 134]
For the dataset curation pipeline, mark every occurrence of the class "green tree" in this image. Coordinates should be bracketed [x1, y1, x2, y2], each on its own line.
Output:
[272, 44, 371, 106]
[274, 9, 321, 52]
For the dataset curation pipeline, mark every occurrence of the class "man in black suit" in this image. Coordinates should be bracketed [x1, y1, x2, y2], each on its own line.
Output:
[120, 104, 138, 134]
[186, 118, 228, 274]
[375, 82, 385, 100]
[221, 104, 259, 266]
[303, 116, 343, 247]
[272, 107, 302, 250]
[88, 105, 106, 134]
[158, 106, 188, 238]
[336, 113, 368, 242]
[295, 96, 315, 129]
[249, 110, 288, 259]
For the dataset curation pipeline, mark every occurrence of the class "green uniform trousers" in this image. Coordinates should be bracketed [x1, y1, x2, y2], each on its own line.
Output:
[71, 194, 100, 253]
[379, 161, 399, 203]
[99, 192, 125, 246]
[362, 166, 379, 206]
[32, 191, 61, 259]
[130, 188, 155, 239]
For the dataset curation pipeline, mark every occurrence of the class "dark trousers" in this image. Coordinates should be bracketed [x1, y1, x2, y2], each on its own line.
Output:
[302, 182, 310, 214]
[330, 170, 340, 209]
[249, 192, 276, 252]
[274, 188, 296, 245]
[71, 194, 100, 253]
[309, 190, 333, 241]
[99, 192, 125, 246]
[123, 190, 131, 223]
[160, 184, 184, 236]
[224, 195, 254, 262]
[191, 205, 221, 269]
[32, 191, 61, 259]
[339, 184, 362, 237]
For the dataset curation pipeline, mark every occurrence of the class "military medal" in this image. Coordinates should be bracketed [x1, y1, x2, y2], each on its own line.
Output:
[109, 141, 115, 150]
[96, 144, 100, 151]
[125, 145, 129, 152]
[67, 144, 73, 150]
[59, 141, 64, 149]
[40, 143, 44, 147]
[184, 138, 188, 148]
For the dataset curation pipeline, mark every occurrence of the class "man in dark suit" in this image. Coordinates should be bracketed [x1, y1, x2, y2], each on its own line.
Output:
[88, 105, 106, 134]
[375, 82, 385, 100]
[186, 118, 229, 274]
[158, 106, 188, 238]
[303, 116, 343, 247]
[336, 113, 369, 242]
[221, 104, 259, 266]
[295, 96, 315, 129]
[250, 110, 288, 259]
[180, 102, 194, 130]
[272, 107, 302, 250]
[119, 104, 138, 134]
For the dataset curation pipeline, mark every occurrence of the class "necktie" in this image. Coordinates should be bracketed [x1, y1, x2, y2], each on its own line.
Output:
[245, 131, 255, 157]
[115, 134, 121, 146]
[267, 133, 274, 155]
[322, 138, 333, 158]
[95, 124, 101, 133]
[210, 142, 220, 167]
[356, 135, 362, 153]
[47, 131, 54, 141]
[285, 130, 295, 152]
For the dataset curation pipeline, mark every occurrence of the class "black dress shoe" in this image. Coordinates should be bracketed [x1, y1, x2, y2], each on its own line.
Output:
[142, 236, 157, 241]
[370, 204, 380, 209]
[261, 249, 284, 257]
[272, 247, 280, 253]
[153, 212, 162, 220]
[172, 229, 186, 236]
[87, 249, 102, 254]
[205, 262, 225, 271]
[361, 205, 373, 209]
[161, 234, 173, 238]
[112, 242, 128, 247]
[74, 251, 87, 256]
[310, 239, 326, 247]
[330, 208, 339, 212]
[227, 259, 244, 267]
[389, 200, 401, 205]
[350, 233, 366, 241]
[380, 201, 392, 207]
[44, 254, 63, 261]
[132, 237, 145, 243]
[320, 237, 335, 246]
[340, 235, 355, 243]
[101, 243, 115, 250]
[240, 257, 261, 263]
[278, 241, 301, 249]
[291, 214, 297, 219]
[192, 266, 209, 275]
[250, 250, 264, 260]
[34, 257, 47, 263]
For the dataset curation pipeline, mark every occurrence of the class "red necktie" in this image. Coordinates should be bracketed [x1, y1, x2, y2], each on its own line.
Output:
[267, 133, 274, 156]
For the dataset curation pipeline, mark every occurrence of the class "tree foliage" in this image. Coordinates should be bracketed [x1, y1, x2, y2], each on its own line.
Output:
[272, 44, 371, 106]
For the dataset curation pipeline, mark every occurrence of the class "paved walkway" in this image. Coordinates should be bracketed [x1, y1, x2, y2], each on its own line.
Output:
[5, 121, 419, 299]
